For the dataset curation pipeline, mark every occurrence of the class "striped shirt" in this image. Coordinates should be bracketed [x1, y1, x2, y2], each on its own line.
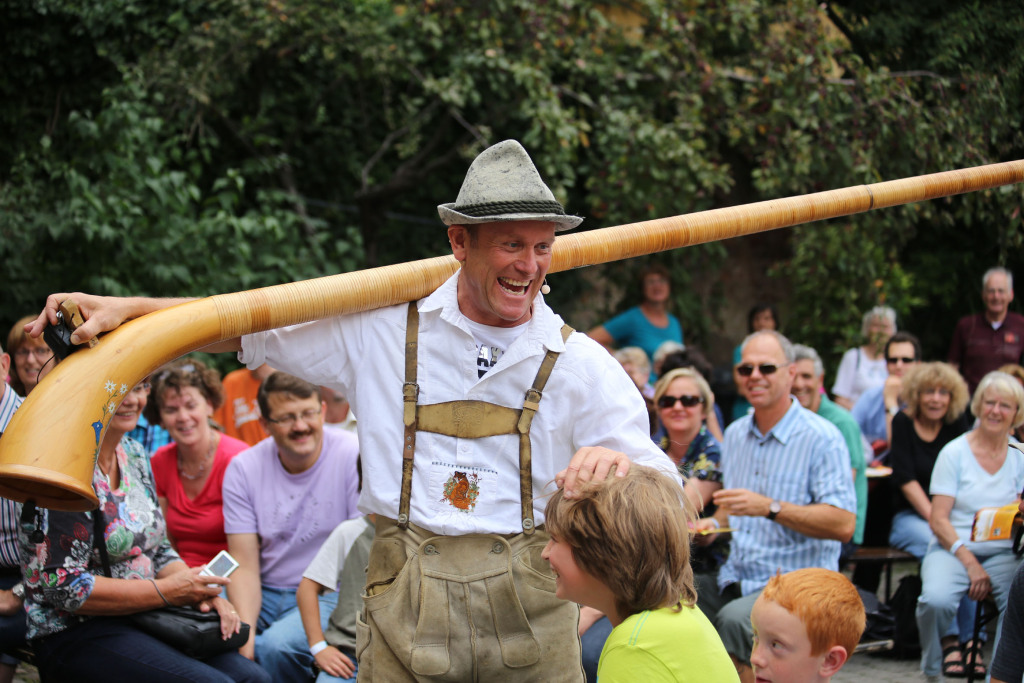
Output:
[718, 397, 856, 596]
[0, 385, 24, 568]
[127, 413, 172, 456]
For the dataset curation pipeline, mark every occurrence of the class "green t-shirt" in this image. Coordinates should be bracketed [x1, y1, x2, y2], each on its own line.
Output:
[816, 393, 868, 544]
[597, 605, 739, 682]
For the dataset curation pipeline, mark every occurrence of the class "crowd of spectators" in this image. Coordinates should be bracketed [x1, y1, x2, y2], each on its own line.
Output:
[0, 263, 1020, 682]
[595, 265, 1024, 682]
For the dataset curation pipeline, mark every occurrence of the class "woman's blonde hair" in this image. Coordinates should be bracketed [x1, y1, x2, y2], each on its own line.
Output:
[971, 371, 1024, 429]
[899, 362, 969, 424]
[544, 465, 696, 619]
[652, 368, 713, 416]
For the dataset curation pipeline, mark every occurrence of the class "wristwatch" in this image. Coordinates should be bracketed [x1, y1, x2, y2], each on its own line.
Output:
[11, 583, 24, 600]
[767, 500, 782, 521]
[887, 405, 900, 416]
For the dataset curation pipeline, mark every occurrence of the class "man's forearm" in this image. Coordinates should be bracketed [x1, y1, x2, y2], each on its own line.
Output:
[774, 502, 855, 542]
[226, 567, 262, 646]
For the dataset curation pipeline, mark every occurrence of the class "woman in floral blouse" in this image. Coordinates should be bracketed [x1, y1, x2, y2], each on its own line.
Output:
[19, 379, 268, 683]
[653, 368, 727, 575]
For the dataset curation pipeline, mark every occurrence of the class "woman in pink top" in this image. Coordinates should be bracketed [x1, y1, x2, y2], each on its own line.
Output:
[147, 358, 251, 567]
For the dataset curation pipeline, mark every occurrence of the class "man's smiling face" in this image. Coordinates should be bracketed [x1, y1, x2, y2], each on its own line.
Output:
[449, 220, 556, 328]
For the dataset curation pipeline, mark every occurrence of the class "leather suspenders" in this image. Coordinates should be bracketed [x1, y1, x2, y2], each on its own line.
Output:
[398, 302, 572, 535]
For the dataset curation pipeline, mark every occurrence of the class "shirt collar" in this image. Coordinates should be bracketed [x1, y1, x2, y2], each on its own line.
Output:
[747, 396, 802, 444]
[419, 271, 569, 354]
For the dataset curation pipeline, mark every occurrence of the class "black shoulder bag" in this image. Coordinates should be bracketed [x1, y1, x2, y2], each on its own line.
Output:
[92, 511, 250, 659]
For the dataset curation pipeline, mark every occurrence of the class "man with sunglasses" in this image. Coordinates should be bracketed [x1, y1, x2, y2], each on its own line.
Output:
[851, 331, 922, 452]
[692, 330, 856, 683]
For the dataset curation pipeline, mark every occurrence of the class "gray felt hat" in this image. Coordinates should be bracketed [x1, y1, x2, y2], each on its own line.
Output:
[438, 140, 583, 231]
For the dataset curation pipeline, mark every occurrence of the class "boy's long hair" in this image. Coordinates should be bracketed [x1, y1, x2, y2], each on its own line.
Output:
[760, 568, 866, 656]
[543, 465, 696, 619]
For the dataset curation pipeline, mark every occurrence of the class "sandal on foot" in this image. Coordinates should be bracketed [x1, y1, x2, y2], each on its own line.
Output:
[963, 641, 986, 679]
[942, 645, 967, 678]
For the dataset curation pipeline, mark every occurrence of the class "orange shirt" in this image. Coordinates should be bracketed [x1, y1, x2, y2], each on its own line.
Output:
[213, 369, 268, 445]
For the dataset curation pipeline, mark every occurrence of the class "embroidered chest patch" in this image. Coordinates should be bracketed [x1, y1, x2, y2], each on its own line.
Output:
[428, 462, 498, 518]
[441, 471, 480, 512]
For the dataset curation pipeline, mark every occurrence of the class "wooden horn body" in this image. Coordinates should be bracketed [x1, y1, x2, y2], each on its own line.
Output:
[1, 159, 1022, 510]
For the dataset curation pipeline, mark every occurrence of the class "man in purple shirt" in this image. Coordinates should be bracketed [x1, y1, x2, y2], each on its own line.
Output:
[948, 267, 1024, 393]
[224, 372, 359, 681]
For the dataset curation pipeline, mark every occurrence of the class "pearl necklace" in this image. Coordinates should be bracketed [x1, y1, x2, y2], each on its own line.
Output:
[178, 433, 218, 481]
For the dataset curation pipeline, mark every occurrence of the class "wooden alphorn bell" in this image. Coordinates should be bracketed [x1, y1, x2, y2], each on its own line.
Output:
[1, 159, 1022, 510]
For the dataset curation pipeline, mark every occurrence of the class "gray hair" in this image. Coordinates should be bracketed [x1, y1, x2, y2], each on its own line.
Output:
[983, 267, 1013, 292]
[860, 306, 897, 338]
[613, 347, 651, 379]
[740, 330, 795, 364]
[792, 344, 824, 378]
[971, 370, 1024, 430]
[653, 340, 685, 365]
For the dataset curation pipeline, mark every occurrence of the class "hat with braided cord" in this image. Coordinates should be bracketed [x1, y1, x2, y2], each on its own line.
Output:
[438, 140, 582, 231]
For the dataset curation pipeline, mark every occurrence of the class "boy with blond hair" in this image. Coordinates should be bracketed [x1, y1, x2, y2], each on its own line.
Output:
[750, 568, 866, 682]
[543, 465, 737, 681]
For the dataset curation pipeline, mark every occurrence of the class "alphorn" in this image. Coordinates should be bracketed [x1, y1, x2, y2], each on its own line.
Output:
[1, 160, 1022, 510]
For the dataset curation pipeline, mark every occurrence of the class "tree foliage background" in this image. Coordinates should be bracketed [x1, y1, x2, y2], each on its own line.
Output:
[1, 0, 1021, 377]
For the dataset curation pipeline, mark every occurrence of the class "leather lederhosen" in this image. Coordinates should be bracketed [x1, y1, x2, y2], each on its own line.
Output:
[355, 303, 583, 682]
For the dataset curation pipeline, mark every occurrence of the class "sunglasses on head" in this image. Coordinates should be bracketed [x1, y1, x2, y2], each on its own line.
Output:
[657, 394, 704, 409]
[886, 356, 915, 364]
[736, 363, 785, 377]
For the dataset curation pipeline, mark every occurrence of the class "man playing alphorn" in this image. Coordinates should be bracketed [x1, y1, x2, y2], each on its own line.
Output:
[28, 140, 676, 681]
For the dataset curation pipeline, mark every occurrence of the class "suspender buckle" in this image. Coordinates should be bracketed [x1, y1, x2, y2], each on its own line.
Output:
[403, 382, 420, 426]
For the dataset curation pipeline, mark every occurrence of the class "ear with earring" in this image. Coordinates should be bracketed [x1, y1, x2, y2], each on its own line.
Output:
[541, 279, 551, 295]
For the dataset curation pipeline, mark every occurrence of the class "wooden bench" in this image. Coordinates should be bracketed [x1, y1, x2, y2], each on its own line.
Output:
[854, 638, 894, 655]
[847, 546, 917, 601]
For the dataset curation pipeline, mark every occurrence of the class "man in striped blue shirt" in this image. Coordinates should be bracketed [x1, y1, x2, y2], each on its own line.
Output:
[0, 344, 26, 683]
[694, 330, 857, 683]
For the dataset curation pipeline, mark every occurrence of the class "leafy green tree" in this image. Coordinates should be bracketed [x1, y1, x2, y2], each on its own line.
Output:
[1, 0, 1021, 375]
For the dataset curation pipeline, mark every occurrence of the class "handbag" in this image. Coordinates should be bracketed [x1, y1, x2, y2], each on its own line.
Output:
[92, 511, 250, 659]
[129, 605, 250, 659]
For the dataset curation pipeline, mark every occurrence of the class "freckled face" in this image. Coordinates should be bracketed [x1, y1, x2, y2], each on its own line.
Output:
[750, 597, 826, 683]
[449, 221, 556, 328]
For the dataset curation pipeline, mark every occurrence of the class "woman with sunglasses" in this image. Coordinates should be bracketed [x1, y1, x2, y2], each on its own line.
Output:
[5, 315, 54, 396]
[147, 359, 250, 568]
[653, 368, 723, 541]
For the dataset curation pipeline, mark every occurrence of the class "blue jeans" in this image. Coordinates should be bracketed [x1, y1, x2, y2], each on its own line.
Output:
[315, 659, 358, 683]
[0, 572, 27, 667]
[32, 616, 270, 683]
[890, 512, 979, 641]
[581, 616, 613, 683]
[255, 585, 338, 683]
[916, 546, 1019, 677]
